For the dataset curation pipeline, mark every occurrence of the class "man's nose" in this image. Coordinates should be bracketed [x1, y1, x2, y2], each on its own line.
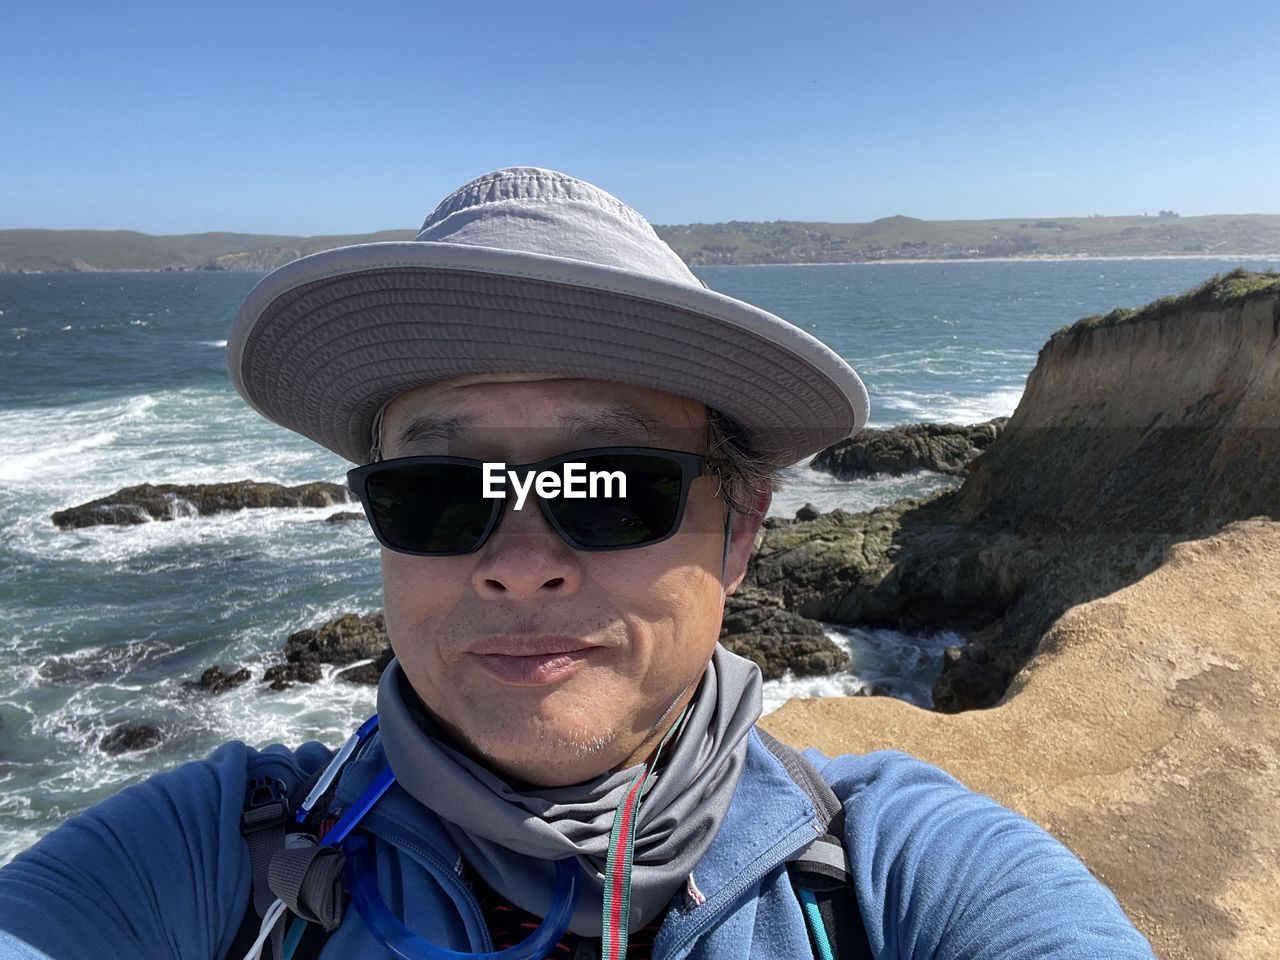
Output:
[470, 499, 584, 600]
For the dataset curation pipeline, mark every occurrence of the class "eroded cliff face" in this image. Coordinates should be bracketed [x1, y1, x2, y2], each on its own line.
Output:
[953, 284, 1280, 535]
[745, 272, 1280, 711]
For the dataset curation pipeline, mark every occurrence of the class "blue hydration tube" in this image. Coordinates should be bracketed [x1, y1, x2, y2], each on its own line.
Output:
[343, 834, 579, 960]
[308, 715, 581, 960]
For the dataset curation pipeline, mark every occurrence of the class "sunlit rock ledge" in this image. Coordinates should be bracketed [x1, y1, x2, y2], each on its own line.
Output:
[762, 517, 1280, 960]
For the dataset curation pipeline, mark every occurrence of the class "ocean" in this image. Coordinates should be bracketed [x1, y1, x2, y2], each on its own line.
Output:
[2, 256, 1277, 863]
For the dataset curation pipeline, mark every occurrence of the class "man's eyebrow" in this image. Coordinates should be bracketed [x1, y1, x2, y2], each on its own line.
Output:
[393, 407, 671, 451]
[558, 408, 666, 445]
[393, 414, 478, 449]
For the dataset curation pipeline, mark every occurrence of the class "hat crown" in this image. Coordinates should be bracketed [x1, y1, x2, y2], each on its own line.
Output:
[415, 166, 700, 287]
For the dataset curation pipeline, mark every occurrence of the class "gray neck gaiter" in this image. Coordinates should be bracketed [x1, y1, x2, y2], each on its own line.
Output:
[377, 644, 763, 936]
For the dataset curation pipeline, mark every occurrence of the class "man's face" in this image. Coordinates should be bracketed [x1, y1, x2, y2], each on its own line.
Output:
[378, 375, 764, 786]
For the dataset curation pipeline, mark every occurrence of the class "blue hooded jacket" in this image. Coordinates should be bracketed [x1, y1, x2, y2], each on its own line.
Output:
[0, 728, 1154, 959]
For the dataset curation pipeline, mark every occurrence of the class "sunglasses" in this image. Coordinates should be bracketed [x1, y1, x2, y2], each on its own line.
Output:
[346, 446, 708, 556]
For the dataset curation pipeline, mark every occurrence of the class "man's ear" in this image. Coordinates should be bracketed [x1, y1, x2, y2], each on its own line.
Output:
[721, 487, 771, 594]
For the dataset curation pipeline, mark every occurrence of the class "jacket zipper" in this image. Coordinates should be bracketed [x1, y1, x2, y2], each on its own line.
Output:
[655, 819, 820, 960]
[359, 818, 495, 953]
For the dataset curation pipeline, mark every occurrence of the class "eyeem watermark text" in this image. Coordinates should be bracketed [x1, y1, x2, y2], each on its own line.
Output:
[483, 462, 626, 510]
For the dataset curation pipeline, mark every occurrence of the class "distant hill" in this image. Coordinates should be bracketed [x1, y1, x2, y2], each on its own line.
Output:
[0, 229, 416, 273]
[2, 214, 1279, 272]
[658, 214, 1280, 265]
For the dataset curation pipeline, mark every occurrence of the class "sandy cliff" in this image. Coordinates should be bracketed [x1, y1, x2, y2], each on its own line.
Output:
[756, 271, 1280, 958]
[762, 518, 1280, 960]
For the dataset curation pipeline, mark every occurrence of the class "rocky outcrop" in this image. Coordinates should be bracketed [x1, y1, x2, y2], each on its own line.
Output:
[793, 503, 822, 522]
[949, 270, 1280, 535]
[99, 723, 165, 755]
[747, 495, 1031, 629]
[761, 518, 1280, 960]
[263, 612, 390, 689]
[718, 586, 848, 680]
[747, 270, 1280, 710]
[52, 481, 352, 529]
[334, 647, 396, 686]
[325, 511, 365, 523]
[182, 665, 252, 695]
[933, 269, 1280, 704]
[809, 418, 1008, 478]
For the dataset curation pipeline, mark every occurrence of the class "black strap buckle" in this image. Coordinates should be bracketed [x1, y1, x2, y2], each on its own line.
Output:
[241, 775, 290, 834]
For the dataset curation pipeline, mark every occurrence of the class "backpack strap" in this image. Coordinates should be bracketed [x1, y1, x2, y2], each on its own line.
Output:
[223, 764, 330, 960]
[268, 835, 346, 931]
[757, 729, 873, 960]
[239, 775, 292, 960]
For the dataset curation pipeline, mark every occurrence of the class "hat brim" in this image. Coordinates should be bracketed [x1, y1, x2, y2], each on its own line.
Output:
[228, 241, 870, 465]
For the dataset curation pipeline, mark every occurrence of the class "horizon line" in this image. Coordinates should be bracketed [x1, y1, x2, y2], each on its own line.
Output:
[4, 211, 1280, 238]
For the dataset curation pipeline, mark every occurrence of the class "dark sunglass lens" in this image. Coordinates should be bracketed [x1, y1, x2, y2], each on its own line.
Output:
[363, 462, 491, 554]
[547, 453, 686, 548]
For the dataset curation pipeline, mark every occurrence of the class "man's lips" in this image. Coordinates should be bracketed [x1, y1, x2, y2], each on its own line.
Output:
[467, 635, 603, 686]
[466, 635, 600, 657]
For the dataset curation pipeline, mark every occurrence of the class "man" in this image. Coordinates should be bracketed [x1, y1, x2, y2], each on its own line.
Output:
[0, 167, 1154, 958]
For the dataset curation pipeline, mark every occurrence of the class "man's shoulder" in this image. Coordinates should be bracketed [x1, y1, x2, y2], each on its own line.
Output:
[0, 738, 337, 960]
[797, 744, 1019, 831]
[748, 729, 961, 804]
[800, 744, 966, 795]
[6, 737, 336, 871]
[124, 737, 336, 808]
[240, 738, 337, 783]
[748, 735, 1157, 956]
[749, 734, 1013, 839]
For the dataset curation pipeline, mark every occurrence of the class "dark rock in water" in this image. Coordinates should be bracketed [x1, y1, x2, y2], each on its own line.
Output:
[51, 480, 352, 529]
[325, 511, 365, 523]
[932, 642, 1008, 712]
[335, 647, 396, 686]
[719, 586, 848, 680]
[263, 660, 323, 689]
[100, 723, 164, 755]
[183, 665, 253, 695]
[810, 418, 1008, 479]
[283, 612, 387, 665]
[264, 612, 391, 688]
[795, 503, 822, 522]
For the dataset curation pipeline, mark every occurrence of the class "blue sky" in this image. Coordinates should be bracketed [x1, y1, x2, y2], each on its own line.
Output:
[3, 0, 1278, 233]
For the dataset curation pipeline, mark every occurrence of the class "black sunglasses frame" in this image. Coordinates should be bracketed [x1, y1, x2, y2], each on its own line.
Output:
[346, 446, 709, 557]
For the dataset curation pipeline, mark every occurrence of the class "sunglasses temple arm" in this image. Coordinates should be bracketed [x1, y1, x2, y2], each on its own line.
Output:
[720, 509, 734, 586]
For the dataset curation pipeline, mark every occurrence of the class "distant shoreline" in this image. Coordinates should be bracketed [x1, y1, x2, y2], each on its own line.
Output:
[6, 252, 1280, 276]
[5, 214, 1278, 272]
[700, 253, 1280, 268]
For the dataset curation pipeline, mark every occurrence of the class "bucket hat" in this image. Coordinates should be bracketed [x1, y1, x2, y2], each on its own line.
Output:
[227, 166, 869, 465]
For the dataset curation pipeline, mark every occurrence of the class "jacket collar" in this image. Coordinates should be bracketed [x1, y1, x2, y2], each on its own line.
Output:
[331, 724, 821, 938]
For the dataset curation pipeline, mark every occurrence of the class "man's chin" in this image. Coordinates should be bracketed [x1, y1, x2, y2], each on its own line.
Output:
[458, 715, 624, 786]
